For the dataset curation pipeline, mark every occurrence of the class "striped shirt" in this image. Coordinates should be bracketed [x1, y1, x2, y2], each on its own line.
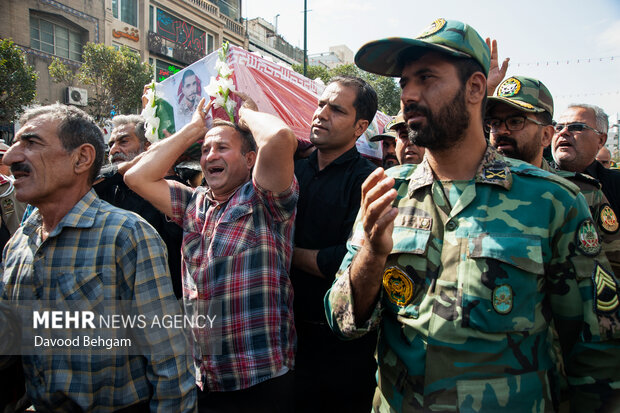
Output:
[0, 189, 196, 412]
[169, 178, 298, 392]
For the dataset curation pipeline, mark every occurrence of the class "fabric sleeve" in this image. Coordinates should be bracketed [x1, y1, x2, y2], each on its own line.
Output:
[117, 219, 196, 412]
[253, 175, 299, 223]
[547, 192, 620, 411]
[324, 211, 382, 339]
[168, 180, 195, 227]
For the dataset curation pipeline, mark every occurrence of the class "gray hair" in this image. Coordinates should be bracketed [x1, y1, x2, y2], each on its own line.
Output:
[19, 103, 105, 183]
[111, 114, 147, 143]
[568, 103, 609, 134]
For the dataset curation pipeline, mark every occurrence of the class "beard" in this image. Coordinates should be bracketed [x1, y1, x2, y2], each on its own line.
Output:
[109, 148, 143, 164]
[405, 87, 470, 151]
[492, 132, 542, 165]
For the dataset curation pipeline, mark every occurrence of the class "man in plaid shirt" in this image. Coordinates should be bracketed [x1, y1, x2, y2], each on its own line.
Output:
[126, 93, 298, 412]
[0, 104, 196, 412]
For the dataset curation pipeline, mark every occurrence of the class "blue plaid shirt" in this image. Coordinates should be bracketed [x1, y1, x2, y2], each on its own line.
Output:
[0, 189, 196, 412]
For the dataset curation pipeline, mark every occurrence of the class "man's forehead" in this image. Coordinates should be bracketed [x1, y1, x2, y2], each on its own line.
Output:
[320, 83, 356, 105]
[18, 115, 59, 136]
[111, 123, 137, 139]
[558, 107, 594, 123]
[204, 126, 241, 145]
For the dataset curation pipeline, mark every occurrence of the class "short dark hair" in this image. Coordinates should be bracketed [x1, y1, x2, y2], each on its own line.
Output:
[397, 49, 487, 119]
[19, 103, 105, 183]
[111, 114, 148, 144]
[328, 76, 378, 123]
[182, 69, 196, 86]
[210, 120, 257, 154]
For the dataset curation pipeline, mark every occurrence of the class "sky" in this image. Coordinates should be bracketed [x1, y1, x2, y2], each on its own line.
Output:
[245, 0, 620, 135]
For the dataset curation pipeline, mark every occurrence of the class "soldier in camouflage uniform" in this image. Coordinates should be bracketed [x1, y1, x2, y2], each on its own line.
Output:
[324, 18, 620, 412]
[487, 76, 620, 275]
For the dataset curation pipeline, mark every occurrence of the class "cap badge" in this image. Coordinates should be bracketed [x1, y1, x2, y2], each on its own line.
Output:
[497, 78, 522, 97]
[416, 18, 446, 39]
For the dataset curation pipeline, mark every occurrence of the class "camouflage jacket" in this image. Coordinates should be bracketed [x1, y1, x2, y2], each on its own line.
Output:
[325, 146, 620, 412]
[541, 159, 620, 276]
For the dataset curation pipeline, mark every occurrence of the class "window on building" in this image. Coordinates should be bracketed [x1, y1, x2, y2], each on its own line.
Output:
[112, 0, 138, 27]
[149, 6, 154, 32]
[207, 34, 214, 54]
[30, 16, 84, 61]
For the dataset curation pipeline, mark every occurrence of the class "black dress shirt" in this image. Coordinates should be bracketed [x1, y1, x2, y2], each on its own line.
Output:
[585, 160, 620, 216]
[292, 146, 376, 322]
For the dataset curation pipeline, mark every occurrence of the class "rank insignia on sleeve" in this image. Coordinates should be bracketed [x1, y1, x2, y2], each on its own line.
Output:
[382, 266, 414, 307]
[492, 284, 513, 314]
[599, 204, 619, 234]
[592, 263, 619, 315]
[576, 218, 602, 256]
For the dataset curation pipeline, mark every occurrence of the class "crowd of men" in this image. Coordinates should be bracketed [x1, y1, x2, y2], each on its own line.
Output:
[0, 17, 619, 413]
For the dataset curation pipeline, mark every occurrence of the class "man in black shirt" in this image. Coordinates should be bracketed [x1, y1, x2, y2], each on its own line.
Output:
[292, 76, 378, 412]
[552, 104, 620, 215]
[95, 115, 185, 298]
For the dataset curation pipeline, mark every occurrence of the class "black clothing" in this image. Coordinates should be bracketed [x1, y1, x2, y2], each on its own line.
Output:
[94, 172, 185, 299]
[292, 146, 376, 321]
[585, 160, 620, 217]
[292, 146, 377, 413]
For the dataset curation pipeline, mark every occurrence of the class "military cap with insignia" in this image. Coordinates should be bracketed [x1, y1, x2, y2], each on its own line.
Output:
[488, 76, 554, 117]
[354, 18, 491, 77]
[370, 112, 405, 142]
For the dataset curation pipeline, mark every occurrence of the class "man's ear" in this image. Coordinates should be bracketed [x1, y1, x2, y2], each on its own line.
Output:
[354, 119, 370, 139]
[541, 124, 555, 148]
[245, 151, 257, 169]
[598, 132, 608, 150]
[73, 143, 96, 176]
[143, 140, 151, 150]
[467, 72, 488, 105]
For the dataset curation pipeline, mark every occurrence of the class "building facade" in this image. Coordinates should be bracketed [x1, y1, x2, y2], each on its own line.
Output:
[1, 0, 247, 109]
[246, 17, 302, 66]
[308, 44, 354, 69]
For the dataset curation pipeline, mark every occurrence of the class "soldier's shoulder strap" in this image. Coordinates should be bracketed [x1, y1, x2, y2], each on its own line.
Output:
[505, 158, 581, 196]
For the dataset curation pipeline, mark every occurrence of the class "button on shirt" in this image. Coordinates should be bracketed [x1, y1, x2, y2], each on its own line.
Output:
[0, 189, 196, 413]
[169, 178, 298, 392]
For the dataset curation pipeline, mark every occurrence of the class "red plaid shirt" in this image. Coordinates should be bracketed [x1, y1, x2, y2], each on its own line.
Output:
[169, 177, 298, 391]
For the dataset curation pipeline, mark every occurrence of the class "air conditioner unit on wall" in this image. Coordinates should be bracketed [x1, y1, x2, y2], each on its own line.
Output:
[66, 87, 88, 106]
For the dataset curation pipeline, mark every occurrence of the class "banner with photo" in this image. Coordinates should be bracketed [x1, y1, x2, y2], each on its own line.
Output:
[153, 46, 387, 160]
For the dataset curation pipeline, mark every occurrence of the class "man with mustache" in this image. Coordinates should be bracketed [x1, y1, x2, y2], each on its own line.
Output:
[291, 76, 378, 412]
[325, 18, 620, 412]
[0, 103, 196, 412]
[487, 76, 620, 275]
[94, 115, 185, 298]
[126, 94, 298, 412]
[552, 104, 620, 217]
[371, 123, 400, 169]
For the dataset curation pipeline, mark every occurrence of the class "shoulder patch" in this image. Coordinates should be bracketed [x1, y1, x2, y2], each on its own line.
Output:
[592, 263, 619, 315]
[576, 218, 602, 256]
[599, 204, 619, 234]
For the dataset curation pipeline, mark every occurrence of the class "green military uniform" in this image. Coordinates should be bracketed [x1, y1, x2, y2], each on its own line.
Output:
[325, 145, 620, 412]
[541, 160, 620, 276]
